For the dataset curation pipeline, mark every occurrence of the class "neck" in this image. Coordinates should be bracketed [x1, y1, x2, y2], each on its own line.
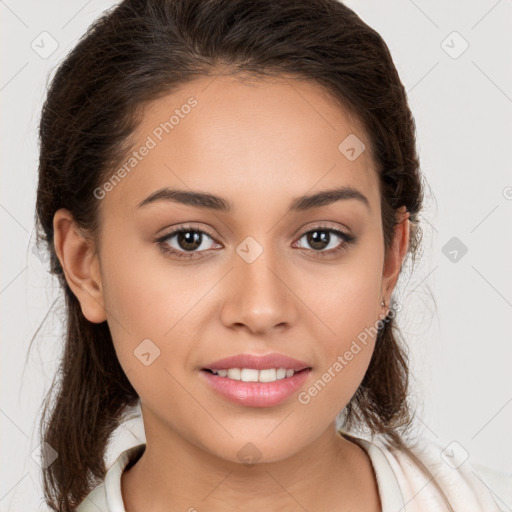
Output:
[121, 419, 380, 511]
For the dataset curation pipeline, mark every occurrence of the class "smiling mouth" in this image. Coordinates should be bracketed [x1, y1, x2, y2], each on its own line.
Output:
[202, 367, 310, 383]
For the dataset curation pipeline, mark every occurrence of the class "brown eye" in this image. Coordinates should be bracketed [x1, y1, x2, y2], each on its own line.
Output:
[304, 230, 332, 250]
[295, 227, 355, 257]
[175, 230, 203, 251]
[157, 226, 220, 259]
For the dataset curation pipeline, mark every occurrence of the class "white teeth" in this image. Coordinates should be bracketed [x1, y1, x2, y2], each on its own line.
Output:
[276, 368, 287, 380]
[211, 367, 299, 382]
[241, 369, 259, 382]
[258, 369, 277, 382]
[227, 368, 241, 380]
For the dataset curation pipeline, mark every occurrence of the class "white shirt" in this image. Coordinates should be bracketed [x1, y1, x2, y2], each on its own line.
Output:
[76, 434, 511, 511]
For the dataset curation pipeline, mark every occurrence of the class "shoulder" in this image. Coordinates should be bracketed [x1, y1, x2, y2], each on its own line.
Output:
[370, 435, 511, 511]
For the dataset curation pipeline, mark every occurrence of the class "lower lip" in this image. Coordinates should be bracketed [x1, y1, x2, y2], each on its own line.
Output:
[200, 369, 311, 407]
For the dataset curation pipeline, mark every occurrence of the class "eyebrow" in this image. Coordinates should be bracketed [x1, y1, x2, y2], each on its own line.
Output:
[136, 185, 370, 212]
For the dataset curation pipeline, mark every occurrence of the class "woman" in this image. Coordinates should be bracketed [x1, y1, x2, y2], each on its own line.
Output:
[34, 0, 509, 510]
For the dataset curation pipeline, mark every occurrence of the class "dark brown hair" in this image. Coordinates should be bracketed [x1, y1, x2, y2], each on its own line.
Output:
[33, 0, 451, 510]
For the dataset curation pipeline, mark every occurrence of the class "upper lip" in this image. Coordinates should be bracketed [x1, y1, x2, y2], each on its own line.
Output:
[203, 353, 311, 371]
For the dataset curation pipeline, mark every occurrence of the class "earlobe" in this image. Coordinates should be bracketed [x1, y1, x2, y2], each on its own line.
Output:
[53, 208, 107, 324]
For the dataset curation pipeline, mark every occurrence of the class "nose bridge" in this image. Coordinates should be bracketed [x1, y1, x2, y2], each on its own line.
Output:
[221, 237, 295, 333]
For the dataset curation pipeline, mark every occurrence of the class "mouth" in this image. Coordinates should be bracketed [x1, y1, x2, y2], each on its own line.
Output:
[201, 367, 310, 383]
[200, 367, 312, 407]
[199, 352, 312, 407]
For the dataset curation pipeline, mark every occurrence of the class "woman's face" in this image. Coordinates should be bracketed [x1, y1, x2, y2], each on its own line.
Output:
[66, 74, 408, 463]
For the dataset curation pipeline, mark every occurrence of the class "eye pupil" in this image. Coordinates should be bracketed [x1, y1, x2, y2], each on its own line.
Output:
[307, 230, 330, 250]
[178, 230, 202, 251]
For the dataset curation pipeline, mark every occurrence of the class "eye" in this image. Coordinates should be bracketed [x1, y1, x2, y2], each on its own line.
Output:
[294, 226, 355, 257]
[156, 224, 356, 261]
[156, 225, 220, 259]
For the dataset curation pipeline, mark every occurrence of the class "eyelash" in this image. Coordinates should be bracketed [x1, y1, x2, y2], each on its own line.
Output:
[156, 223, 356, 260]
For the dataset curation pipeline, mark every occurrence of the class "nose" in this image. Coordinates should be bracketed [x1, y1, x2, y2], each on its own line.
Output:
[219, 246, 298, 336]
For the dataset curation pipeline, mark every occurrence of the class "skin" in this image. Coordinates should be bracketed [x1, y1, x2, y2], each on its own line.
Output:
[53, 73, 409, 512]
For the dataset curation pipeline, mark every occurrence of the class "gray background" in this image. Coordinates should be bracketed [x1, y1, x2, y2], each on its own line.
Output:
[1, 0, 511, 510]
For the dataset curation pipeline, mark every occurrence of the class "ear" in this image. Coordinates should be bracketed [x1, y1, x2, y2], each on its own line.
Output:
[52, 208, 107, 324]
[381, 206, 410, 302]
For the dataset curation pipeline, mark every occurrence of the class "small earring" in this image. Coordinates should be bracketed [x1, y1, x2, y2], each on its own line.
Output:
[381, 299, 386, 308]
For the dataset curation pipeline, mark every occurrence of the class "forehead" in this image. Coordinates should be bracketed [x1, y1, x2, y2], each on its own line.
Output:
[100, 73, 379, 214]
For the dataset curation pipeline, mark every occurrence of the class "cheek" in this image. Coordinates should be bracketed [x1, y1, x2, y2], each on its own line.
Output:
[98, 233, 212, 385]
[298, 254, 383, 410]
[306, 251, 383, 345]
[97, 232, 171, 371]
[100, 229, 196, 335]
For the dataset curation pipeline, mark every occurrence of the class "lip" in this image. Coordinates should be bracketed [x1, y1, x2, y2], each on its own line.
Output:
[203, 352, 311, 371]
[200, 368, 311, 407]
[200, 352, 312, 408]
